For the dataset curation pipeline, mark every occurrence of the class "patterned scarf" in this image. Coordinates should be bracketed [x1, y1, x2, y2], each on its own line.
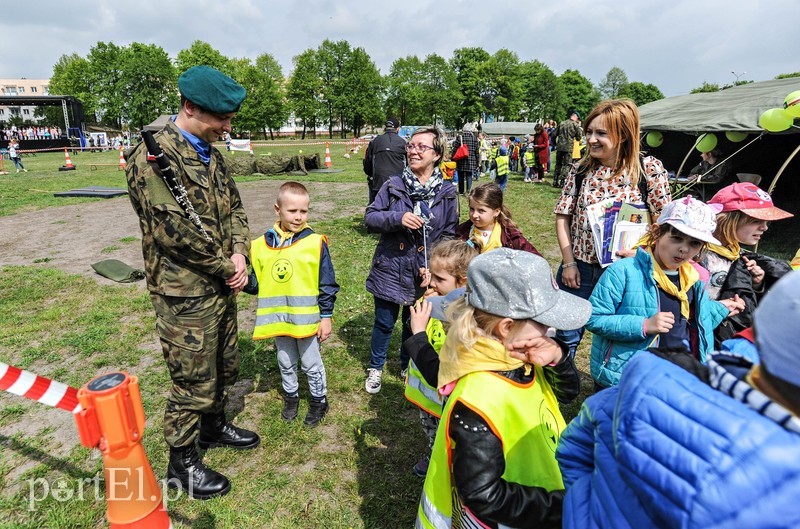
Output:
[707, 242, 742, 262]
[402, 166, 443, 213]
[647, 247, 699, 319]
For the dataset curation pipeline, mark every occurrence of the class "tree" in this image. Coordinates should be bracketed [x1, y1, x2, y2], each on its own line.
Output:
[340, 47, 383, 138]
[87, 42, 126, 127]
[559, 69, 599, 121]
[519, 60, 563, 122]
[287, 49, 324, 139]
[120, 43, 178, 131]
[317, 39, 352, 138]
[619, 82, 664, 106]
[40, 53, 95, 127]
[690, 82, 720, 93]
[450, 47, 491, 126]
[386, 56, 426, 126]
[419, 54, 460, 129]
[475, 49, 524, 122]
[776, 72, 800, 79]
[175, 41, 232, 76]
[231, 54, 288, 139]
[597, 66, 629, 99]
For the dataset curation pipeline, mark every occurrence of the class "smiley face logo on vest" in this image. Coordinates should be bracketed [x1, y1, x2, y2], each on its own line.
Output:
[271, 259, 294, 283]
[538, 400, 561, 453]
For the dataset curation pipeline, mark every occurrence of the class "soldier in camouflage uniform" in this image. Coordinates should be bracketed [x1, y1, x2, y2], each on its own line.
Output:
[553, 111, 583, 188]
[126, 65, 259, 500]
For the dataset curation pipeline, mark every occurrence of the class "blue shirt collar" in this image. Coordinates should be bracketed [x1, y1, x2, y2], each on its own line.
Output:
[171, 115, 211, 164]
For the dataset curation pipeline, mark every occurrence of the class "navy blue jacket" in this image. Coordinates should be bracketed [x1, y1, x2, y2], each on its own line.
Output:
[365, 175, 458, 305]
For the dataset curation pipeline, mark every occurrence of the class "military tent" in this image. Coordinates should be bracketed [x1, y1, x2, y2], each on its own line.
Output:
[143, 114, 172, 132]
[638, 77, 800, 198]
[480, 122, 539, 137]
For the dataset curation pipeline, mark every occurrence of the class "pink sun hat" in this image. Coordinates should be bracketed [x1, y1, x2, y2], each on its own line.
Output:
[708, 182, 793, 221]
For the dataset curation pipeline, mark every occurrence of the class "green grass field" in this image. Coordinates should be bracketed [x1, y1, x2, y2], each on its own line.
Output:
[0, 141, 796, 528]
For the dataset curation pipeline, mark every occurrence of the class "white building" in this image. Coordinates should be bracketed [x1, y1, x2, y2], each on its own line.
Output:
[0, 78, 50, 122]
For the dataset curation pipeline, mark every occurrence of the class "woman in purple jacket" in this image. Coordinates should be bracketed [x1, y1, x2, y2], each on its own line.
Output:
[364, 126, 459, 394]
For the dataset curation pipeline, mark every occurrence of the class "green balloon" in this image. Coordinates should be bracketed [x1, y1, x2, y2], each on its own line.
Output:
[784, 90, 800, 118]
[725, 131, 748, 142]
[645, 131, 663, 148]
[759, 107, 793, 132]
[695, 133, 718, 153]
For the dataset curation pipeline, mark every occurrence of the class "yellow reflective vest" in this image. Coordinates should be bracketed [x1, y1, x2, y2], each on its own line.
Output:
[416, 368, 566, 528]
[250, 233, 324, 339]
[404, 316, 446, 417]
[495, 155, 509, 176]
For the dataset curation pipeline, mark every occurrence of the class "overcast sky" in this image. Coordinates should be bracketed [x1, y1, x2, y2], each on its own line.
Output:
[4, 0, 799, 98]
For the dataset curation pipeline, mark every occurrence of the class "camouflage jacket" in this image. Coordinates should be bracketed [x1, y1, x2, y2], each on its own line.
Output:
[555, 119, 583, 152]
[125, 120, 250, 296]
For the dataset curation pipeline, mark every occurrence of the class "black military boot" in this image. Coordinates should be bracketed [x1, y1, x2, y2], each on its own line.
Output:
[282, 395, 300, 421]
[198, 413, 260, 450]
[166, 445, 230, 500]
[304, 398, 329, 427]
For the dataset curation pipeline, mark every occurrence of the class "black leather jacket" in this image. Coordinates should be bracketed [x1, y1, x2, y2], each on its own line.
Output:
[403, 333, 580, 528]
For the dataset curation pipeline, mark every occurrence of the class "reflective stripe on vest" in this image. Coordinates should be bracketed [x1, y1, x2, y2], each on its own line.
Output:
[250, 233, 324, 339]
[524, 150, 535, 164]
[405, 317, 446, 416]
[495, 155, 509, 175]
[416, 368, 566, 528]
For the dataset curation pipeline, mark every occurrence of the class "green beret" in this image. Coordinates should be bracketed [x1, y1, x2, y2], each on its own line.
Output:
[178, 65, 246, 114]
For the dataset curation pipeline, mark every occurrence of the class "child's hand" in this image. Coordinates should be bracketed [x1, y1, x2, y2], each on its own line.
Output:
[419, 267, 431, 287]
[409, 299, 432, 334]
[317, 318, 332, 342]
[742, 255, 765, 285]
[720, 294, 746, 316]
[507, 336, 564, 367]
[645, 312, 675, 334]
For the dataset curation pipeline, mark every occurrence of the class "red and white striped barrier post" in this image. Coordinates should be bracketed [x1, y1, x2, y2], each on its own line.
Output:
[0, 361, 81, 413]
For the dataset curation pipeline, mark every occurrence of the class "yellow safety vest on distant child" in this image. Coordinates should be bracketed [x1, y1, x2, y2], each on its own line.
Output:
[250, 234, 324, 339]
[416, 368, 566, 528]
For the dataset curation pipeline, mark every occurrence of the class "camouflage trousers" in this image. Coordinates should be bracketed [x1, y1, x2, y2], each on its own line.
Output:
[150, 293, 240, 448]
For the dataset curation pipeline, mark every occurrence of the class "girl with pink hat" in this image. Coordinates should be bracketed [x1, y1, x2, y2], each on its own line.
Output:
[702, 182, 794, 346]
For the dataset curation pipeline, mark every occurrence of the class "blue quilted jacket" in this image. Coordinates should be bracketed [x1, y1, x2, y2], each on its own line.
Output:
[556, 351, 800, 529]
[586, 248, 728, 387]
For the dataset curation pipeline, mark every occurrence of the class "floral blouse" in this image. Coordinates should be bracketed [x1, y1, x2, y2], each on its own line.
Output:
[553, 155, 671, 263]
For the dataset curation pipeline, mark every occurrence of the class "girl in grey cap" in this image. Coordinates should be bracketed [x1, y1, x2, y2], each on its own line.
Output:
[416, 248, 590, 529]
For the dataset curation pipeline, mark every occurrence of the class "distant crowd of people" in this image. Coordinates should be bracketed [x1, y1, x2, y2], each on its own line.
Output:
[1, 125, 63, 141]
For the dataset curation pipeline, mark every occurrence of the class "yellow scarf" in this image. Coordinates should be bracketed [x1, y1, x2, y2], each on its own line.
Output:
[648, 247, 699, 319]
[437, 334, 528, 388]
[707, 242, 741, 261]
[470, 221, 503, 253]
[272, 221, 310, 246]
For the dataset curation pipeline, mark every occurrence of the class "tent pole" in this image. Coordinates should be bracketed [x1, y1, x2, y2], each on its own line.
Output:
[767, 142, 800, 195]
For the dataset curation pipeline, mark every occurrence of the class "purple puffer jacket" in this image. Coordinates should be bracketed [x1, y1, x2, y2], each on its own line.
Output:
[365, 175, 458, 305]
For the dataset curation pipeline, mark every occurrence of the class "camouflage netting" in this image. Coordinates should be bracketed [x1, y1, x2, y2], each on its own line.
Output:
[226, 153, 322, 176]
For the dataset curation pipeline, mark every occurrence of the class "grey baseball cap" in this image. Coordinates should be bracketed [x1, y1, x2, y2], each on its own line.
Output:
[465, 248, 592, 330]
[429, 287, 467, 321]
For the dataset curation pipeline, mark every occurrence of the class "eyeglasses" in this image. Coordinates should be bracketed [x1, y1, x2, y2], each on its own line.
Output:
[405, 143, 436, 153]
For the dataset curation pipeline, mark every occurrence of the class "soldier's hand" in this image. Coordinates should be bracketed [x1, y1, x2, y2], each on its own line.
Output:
[226, 253, 248, 290]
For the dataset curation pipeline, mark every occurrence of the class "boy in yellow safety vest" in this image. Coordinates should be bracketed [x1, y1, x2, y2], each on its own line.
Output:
[244, 181, 339, 427]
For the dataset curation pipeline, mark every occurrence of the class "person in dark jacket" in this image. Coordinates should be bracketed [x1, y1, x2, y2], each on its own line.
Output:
[364, 126, 459, 394]
[415, 249, 591, 529]
[456, 182, 541, 255]
[451, 123, 480, 195]
[363, 117, 406, 205]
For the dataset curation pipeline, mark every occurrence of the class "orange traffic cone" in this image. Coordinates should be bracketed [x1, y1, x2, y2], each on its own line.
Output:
[249, 142, 254, 156]
[59, 148, 76, 171]
[118, 146, 126, 170]
[75, 372, 171, 529]
[324, 142, 332, 168]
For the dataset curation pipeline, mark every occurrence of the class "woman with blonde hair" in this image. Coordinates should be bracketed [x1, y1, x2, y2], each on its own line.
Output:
[553, 99, 672, 358]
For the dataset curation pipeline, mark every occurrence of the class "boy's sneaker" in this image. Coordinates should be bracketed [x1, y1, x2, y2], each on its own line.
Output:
[304, 398, 329, 427]
[281, 395, 300, 421]
[412, 455, 430, 478]
[365, 368, 382, 394]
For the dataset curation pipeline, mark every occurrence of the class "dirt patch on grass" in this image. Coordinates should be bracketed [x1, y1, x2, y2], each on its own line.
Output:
[0, 181, 365, 285]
